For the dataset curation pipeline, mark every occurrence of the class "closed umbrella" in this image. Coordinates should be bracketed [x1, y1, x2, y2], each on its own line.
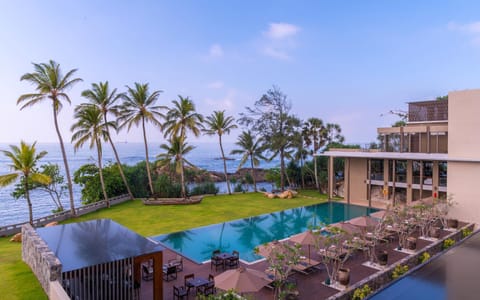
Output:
[214, 267, 271, 293]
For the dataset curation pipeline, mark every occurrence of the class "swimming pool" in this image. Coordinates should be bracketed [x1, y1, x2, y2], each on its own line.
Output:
[151, 202, 377, 263]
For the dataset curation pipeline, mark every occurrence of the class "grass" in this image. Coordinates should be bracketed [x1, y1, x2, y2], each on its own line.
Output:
[0, 190, 328, 299]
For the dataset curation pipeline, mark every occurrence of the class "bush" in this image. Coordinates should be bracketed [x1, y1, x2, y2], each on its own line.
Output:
[190, 182, 219, 196]
[462, 228, 473, 238]
[234, 183, 245, 193]
[352, 284, 372, 300]
[419, 252, 431, 264]
[392, 264, 408, 279]
[153, 175, 183, 198]
[443, 238, 455, 250]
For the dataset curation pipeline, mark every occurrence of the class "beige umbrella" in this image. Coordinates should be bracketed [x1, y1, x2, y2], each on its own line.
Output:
[331, 222, 363, 235]
[214, 267, 271, 293]
[289, 230, 316, 264]
[370, 210, 386, 219]
[347, 216, 379, 231]
[256, 240, 283, 258]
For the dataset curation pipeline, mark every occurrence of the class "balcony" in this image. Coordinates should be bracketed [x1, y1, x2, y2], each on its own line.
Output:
[408, 100, 448, 123]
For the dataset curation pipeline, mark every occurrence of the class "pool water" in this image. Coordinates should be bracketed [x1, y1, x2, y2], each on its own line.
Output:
[151, 202, 377, 263]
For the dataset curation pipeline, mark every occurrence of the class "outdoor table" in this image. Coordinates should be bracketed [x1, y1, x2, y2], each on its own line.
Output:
[216, 253, 234, 269]
[187, 277, 210, 294]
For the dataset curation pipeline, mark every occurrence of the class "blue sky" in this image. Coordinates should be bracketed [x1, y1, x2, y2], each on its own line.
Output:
[1, 1, 480, 145]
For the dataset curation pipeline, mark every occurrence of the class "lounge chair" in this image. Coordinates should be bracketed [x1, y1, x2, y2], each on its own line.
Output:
[169, 254, 184, 272]
[163, 265, 177, 282]
[173, 285, 188, 300]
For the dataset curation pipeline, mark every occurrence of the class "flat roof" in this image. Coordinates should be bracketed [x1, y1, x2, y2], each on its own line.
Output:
[320, 151, 480, 163]
[36, 219, 163, 272]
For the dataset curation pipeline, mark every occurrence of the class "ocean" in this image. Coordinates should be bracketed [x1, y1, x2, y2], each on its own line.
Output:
[0, 142, 279, 226]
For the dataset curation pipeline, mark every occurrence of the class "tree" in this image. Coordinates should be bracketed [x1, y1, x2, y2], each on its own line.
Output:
[71, 105, 115, 207]
[117, 82, 165, 195]
[163, 96, 204, 198]
[230, 131, 265, 192]
[13, 163, 67, 212]
[203, 110, 237, 194]
[239, 86, 299, 190]
[0, 141, 51, 225]
[156, 135, 196, 198]
[18, 60, 82, 216]
[81, 81, 134, 199]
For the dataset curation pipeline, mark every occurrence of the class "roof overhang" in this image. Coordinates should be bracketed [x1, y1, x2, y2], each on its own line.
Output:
[319, 151, 480, 163]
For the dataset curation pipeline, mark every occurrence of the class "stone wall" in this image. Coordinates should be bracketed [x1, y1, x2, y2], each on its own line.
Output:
[327, 222, 475, 300]
[22, 224, 62, 295]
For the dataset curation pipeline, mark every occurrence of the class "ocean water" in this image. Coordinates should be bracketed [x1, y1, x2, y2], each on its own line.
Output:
[0, 142, 279, 226]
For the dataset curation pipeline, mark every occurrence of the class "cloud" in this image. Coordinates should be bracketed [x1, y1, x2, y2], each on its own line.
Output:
[207, 81, 224, 89]
[208, 44, 224, 58]
[264, 23, 301, 40]
[260, 22, 300, 60]
[203, 89, 236, 112]
[448, 21, 480, 46]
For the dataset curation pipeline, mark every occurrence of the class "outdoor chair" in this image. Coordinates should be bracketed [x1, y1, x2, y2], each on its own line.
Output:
[173, 285, 188, 300]
[163, 265, 178, 282]
[226, 250, 239, 269]
[211, 255, 224, 271]
[184, 273, 195, 294]
[142, 264, 153, 281]
[198, 274, 216, 296]
[169, 254, 184, 272]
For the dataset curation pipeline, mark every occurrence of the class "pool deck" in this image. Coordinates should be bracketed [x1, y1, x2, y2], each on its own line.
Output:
[137, 227, 454, 299]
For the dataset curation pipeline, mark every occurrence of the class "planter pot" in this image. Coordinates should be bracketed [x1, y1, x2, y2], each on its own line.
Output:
[378, 250, 388, 266]
[337, 268, 350, 286]
[406, 237, 417, 250]
[447, 219, 458, 228]
[429, 226, 441, 238]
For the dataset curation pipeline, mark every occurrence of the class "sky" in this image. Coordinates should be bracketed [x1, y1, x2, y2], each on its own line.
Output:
[1, 1, 480, 146]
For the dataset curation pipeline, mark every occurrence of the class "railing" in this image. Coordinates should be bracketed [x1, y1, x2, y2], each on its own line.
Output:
[0, 194, 131, 236]
[408, 100, 448, 123]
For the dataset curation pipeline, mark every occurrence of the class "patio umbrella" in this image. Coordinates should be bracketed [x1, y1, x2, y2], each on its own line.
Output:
[370, 210, 386, 220]
[289, 230, 316, 264]
[330, 222, 363, 235]
[347, 216, 379, 231]
[214, 267, 271, 293]
[256, 240, 283, 258]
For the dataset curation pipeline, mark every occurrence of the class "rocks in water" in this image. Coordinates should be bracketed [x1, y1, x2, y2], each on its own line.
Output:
[263, 190, 297, 199]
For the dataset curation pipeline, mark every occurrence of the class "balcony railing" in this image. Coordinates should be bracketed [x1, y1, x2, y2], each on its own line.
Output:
[408, 100, 448, 123]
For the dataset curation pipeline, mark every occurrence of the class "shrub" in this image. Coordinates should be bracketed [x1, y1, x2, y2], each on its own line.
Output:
[153, 175, 183, 198]
[352, 284, 372, 300]
[443, 238, 455, 250]
[462, 228, 473, 238]
[419, 252, 431, 264]
[190, 182, 219, 196]
[234, 183, 245, 193]
[392, 264, 409, 279]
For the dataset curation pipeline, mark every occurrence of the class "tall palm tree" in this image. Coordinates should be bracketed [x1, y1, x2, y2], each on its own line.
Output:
[203, 110, 237, 194]
[163, 96, 203, 198]
[117, 83, 166, 195]
[71, 105, 115, 207]
[81, 81, 133, 199]
[0, 141, 51, 225]
[156, 135, 196, 197]
[302, 118, 325, 191]
[230, 131, 265, 192]
[18, 60, 82, 216]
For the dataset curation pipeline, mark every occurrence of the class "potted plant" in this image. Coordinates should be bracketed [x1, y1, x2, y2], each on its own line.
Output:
[406, 236, 417, 250]
[377, 250, 389, 266]
[337, 267, 350, 286]
[429, 226, 441, 238]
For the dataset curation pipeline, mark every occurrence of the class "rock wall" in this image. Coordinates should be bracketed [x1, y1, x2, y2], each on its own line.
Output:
[22, 224, 62, 295]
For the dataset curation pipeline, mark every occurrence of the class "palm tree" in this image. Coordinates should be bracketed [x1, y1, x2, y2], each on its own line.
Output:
[71, 105, 115, 207]
[117, 83, 166, 195]
[230, 131, 266, 192]
[302, 118, 325, 191]
[18, 60, 82, 216]
[203, 111, 237, 194]
[81, 81, 134, 199]
[0, 141, 51, 225]
[156, 135, 196, 197]
[163, 96, 203, 198]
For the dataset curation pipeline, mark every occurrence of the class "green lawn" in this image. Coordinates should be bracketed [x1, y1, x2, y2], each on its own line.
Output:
[0, 191, 328, 299]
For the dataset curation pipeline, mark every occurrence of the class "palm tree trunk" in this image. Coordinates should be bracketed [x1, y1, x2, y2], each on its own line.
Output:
[250, 154, 257, 192]
[25, 178, 33, 225]
[142, 117, 155, 195]
[96, 139, 109, 208]
[179, 153, 187, 198]
[105, 114, 133, 200]
[314, 154, 320, 191]
[219, 135, 231, 194]
[280, 147, 285, 191]
[300, 155, 305, 189]
[53, 106, 76, 216]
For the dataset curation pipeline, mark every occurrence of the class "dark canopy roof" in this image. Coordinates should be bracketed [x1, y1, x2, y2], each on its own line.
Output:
[37, 219, 163, 272]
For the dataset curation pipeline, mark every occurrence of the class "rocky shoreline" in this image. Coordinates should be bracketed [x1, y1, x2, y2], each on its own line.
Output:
[195, 168, 268, 183]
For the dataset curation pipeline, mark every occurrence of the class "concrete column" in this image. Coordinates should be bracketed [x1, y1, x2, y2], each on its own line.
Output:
[383, 159, 389, 201]
[406, 160, 413, 204]
[345, 158, 351, 204]
[328, 156, 334, 199]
